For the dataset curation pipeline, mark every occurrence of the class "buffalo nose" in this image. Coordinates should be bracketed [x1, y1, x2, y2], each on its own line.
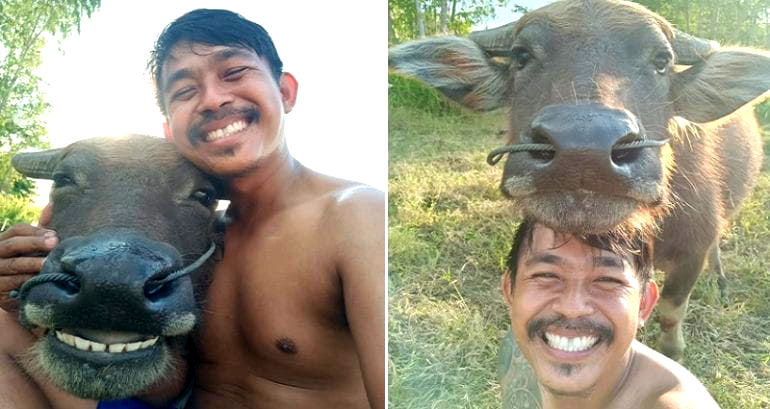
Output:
[526, 103, 643, 166]
[24, 232, 195, 331]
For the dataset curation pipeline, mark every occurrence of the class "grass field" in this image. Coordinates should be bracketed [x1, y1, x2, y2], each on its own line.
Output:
[388, 85, 770, 408]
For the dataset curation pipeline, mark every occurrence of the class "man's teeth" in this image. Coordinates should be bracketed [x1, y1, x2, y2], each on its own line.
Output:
[545, 333, 598, 352]
[55, 330, 159, 353]
[206, 120, 247, 141]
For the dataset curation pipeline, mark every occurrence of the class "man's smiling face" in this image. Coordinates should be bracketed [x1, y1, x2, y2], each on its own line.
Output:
[160, 42, 297, 176]
[502, 223, 657, 398]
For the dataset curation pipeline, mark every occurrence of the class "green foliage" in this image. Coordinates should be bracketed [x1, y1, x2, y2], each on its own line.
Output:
[634, 0, 770, 48]
[757, 101, 770, 127]
[0, 192, 38, 230]
[389, 0, 515, 45]
[0, 0, 101, 196]
[389, 72, 466, 117]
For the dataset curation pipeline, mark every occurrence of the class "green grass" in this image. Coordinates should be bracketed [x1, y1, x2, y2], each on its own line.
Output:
[388, 102, 770, 408]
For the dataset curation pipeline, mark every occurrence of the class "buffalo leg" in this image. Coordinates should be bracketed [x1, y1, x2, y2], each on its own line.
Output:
[656, 254, 707, 361]
[709, 244, 728, 300]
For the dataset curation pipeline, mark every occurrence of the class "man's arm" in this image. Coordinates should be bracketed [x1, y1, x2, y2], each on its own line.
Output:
[334, 187, 385, 409]
[0, 308, 52, 409]
[0, 309, 97, 409]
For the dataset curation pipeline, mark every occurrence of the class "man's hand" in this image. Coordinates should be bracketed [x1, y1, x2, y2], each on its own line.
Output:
[0, 204, 56, 312]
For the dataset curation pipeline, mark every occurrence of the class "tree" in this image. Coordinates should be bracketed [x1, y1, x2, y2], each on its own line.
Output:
[0, 0, 100, 227]
[389, 0, 514, 45]
[0, 0, 100, 197]
[634, 0, 769, 48]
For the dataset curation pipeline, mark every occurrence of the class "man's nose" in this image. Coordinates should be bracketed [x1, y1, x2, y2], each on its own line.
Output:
[551, 283, 595, 318]
[198, 80, 233, 112]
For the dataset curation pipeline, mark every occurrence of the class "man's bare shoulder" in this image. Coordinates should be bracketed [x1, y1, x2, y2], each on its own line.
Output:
[323, 182, 384, 243]
[632, 341, 720, 409]
[301, 170, 384, 221]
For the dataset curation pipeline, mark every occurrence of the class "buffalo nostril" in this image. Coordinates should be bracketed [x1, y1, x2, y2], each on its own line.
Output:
[528, 127, 556, 162]
[611, 147, 642, 165]
[56, 256, 81, 295]
[53, 279, 80, 296]
[144, 279, 175, 301]
[611, 134, 644, 166]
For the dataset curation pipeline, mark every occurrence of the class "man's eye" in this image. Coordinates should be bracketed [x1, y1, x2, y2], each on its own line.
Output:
[595, 276, 625, 286]
[224, 67, 249, 80]
[172, 87, 196, 101]
[529, 272, 558, 281]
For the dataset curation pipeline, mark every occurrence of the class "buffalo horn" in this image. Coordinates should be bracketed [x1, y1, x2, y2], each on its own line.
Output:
[469, 21, 517, 58]
[11, 149, 63, 179]
[673, 29, 719, 64]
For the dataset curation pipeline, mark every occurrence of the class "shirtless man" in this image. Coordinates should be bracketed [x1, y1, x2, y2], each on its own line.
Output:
[0, 9, 384, 409]
[501, 218, 719, 409]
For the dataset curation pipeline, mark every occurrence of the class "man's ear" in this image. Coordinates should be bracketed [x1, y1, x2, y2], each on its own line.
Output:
[639, 281, 659, 322]
[501, 271, 515, 311]
[279, 72, 299, 113]
[163, 122, 173, 142]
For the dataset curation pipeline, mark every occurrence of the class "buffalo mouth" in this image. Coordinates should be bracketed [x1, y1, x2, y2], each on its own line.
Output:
[515, 190, 659, 235]
[29, 328, 180, 400]
[50, 329, 162, 360]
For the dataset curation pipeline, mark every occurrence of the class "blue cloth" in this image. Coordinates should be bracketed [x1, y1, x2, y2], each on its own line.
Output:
[96, 380, 192, 409]
[96, 399, 157, 409]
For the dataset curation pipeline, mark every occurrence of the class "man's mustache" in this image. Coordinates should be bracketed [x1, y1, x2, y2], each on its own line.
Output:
[188, 106, 261, 143]
[527, 315, 614, 345]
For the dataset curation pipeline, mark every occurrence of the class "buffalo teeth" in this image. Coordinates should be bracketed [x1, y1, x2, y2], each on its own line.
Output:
[108, 343, 126, 353]
[544, 333, 598, 353]
[206, 120, 247, 141]
[55, 331, 159, 354]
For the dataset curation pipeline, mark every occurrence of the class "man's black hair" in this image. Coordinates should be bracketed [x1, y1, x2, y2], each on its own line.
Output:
[149, 8, 284, 115]
[505, 217, 654, 289]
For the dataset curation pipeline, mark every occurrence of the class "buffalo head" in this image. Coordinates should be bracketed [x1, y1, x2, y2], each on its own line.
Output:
[390, 0, 770, 235]
[11, 135, 222, 400]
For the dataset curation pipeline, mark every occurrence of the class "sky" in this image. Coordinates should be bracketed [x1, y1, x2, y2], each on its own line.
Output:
[474, 0, 554, 29]
[32, 0, 386, 206]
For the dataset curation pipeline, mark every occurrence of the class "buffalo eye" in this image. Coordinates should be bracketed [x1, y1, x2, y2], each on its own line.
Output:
[52, 173, 75, 188]
[511, 46, 532, 70]
[653, 51, 672, 74]
[190, 188, 216, 208]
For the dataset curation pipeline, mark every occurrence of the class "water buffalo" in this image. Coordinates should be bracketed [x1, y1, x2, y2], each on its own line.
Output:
[9, 135, 222, 401]
[389, 0, 770, 360]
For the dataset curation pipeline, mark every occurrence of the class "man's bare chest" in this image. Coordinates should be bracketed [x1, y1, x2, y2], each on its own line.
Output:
[194, 226, 360, 381]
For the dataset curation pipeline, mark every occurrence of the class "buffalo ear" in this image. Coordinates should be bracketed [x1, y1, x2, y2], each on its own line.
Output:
[389, 36, 510, 112]
[672, 48, 770, 123]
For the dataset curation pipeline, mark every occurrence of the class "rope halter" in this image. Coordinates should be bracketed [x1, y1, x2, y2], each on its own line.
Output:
[11, 242, 216, 301]
[486, 138, 670, 166]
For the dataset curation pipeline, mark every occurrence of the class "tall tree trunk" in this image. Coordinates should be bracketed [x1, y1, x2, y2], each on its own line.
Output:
[415, 0, 426, 38]
[439, 0, 449, 34]
[766, 0, 769, 48]
[388, 6, 398, 44]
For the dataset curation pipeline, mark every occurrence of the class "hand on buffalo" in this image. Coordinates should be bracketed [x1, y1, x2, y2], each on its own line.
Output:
[0, 204, 56, 312]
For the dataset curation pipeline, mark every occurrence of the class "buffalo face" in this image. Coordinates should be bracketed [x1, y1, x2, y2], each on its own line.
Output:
[389, 0, 770, 234]
[12, 135, 220, 400]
